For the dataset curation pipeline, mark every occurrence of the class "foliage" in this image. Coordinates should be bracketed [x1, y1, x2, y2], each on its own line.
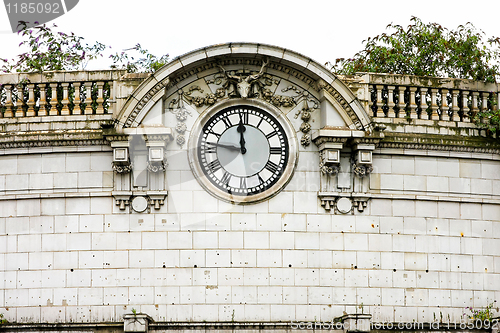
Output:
[0, 23, 168, 74]
[1, 22, 107, 73]
[329, 16, 500, 83]
[475, 99, 500, 133]
[0, 313, 8, 324]
[464, 301, 497, 321]
[110, 43, 169, 73]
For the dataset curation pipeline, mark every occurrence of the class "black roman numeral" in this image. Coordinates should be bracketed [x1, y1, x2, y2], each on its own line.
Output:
[221, 116, 232, 128]
[266, 131, 277, 139]
[207, 129, 221, 138]
[239, 111, 248, 124]
[270, 147, 281, 154]
[256, 116, 264, 128]
[221, 171, 231, 185]
[265, 161, 279, 174]
[205, 142, 217, 154]
[207, 159, 222, 173]
[240, 177, 247, 189]
[257, 174, 264, 185]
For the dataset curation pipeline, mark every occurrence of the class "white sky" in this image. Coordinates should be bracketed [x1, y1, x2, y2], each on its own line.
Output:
[1, 0, 500, 70]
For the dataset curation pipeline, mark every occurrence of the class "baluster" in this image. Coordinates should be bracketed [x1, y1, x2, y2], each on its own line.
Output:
[387, 85, 396, 118]
[72, 82, 82, 115]
[397, 86, 406, 118]
[60, 82, 70, 115]
[375, 85, 384, 117]
[4, 84, 14, 117]
[96, 81, 105, 114]
[408, 87, 418, 119]
[450, 90, 460, 121]
[481, 92, 488, 112]
[418, 87, 428, 119]
[38, 84, 48, 116]
[49, 83, 59, 115]
[461, 91, 470, 122]
[107, 81, 114, 115]
[26, 84, 36, 116]
[84, 81, 93, 114]
[440, 89, 449, 121]
[477, 92, 489, 126]
[470, 91, 479, 120]
[429, 88, 439, 120]
[15, 84, 26, 117]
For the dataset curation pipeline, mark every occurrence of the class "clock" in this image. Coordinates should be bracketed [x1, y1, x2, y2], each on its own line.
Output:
[188, 100, 298, 204]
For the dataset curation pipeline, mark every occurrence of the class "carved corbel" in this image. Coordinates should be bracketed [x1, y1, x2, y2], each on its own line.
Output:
[113, 191, 132, 210]
[112, 141, 132, 174]
[351, 142, 376, 178]
[147, 191, 167, 210]
[318, 194, 371, 214]
[319, 143, 342, 176]
[352, 196, 370, 212]
[313, 135, 349, 177]
[147, 145, 167, 173]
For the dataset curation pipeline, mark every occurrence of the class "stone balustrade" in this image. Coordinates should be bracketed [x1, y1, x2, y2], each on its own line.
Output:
[2, 70, 499, 132]
[343, 73, 500, 125]
[0, 70, 147, 118]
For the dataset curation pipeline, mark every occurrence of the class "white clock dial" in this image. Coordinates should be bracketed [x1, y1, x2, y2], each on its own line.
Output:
[198, 105, 288, 196]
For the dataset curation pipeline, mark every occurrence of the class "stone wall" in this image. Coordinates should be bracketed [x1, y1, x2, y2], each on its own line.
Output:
[1, 144, 499, 325]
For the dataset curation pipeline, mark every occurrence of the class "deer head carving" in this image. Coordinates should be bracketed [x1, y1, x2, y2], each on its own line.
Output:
[218, 59, 269, 98]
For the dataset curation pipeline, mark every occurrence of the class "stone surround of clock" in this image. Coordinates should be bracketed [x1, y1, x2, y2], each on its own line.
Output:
[188, 99, 298, 204]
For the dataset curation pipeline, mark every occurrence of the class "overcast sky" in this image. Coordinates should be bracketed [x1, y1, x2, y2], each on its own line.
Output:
[1, 0, 500, 70]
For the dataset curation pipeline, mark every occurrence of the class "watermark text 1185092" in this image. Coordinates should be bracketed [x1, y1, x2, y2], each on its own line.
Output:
[3, 0, 79, 33]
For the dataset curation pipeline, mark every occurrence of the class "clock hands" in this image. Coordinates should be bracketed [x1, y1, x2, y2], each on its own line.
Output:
[207, 141, 241, 151]
[207, 116, 247, 155]
[237, 118, 247, 154]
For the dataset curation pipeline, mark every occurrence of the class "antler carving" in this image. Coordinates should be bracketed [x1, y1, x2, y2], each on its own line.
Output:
[246, 58, 269, 82]
[218, 58, 269, 98]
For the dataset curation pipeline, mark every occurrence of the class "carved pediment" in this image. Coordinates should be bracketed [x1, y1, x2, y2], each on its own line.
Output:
[116, 43, 372, 138]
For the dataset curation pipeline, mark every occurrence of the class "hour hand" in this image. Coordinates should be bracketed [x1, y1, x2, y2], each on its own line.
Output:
[207, 142, 241, 151]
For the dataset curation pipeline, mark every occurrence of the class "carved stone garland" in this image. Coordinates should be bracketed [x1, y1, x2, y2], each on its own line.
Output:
[112, 163, 133, 174]
[167, 93, 192, 147]
[351, 158, 373, 178]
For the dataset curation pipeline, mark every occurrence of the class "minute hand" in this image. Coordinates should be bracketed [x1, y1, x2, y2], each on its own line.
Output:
[207, 142, 241, 151]
[237, 120, 247, 154]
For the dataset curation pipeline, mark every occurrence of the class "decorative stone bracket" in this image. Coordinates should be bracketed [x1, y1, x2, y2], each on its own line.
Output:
[351, 139, 377, 178]
[106, 128, 172, 210]
[112, 191, 168, 213]
[319, 193, 370, 214]
[313, 129, 381, 214]
[105, 127, 173, 174]
[317, 139, 347, 176]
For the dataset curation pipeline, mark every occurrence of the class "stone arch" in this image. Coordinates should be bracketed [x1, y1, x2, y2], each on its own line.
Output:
[115, 43, 372, 132]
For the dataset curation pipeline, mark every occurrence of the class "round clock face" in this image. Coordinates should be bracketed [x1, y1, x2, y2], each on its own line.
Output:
[189, 101, 297, 204]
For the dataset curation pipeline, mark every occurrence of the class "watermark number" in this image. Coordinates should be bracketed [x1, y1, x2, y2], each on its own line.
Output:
[5, 2, 60, 14]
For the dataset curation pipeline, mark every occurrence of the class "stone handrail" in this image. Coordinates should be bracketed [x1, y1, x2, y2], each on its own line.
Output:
[2, 70, 499, 128]
[0, 70, 148, 118]
[342, 73, 500, 125]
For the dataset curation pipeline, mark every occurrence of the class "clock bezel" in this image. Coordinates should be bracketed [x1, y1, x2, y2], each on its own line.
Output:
[188, 98, 298, 204]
